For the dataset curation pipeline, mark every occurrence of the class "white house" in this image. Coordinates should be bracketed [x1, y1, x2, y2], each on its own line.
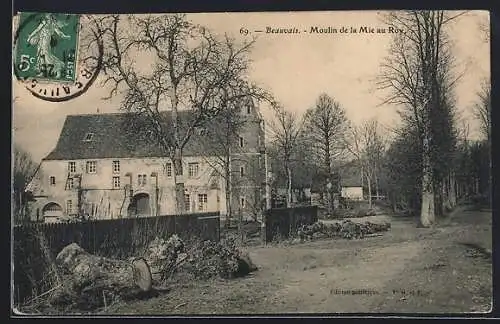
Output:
[26, 105, 266, 223]
[340, 162, 364, 201]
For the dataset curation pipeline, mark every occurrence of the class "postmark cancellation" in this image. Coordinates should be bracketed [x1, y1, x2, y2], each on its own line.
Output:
[13, 12, 102, 102]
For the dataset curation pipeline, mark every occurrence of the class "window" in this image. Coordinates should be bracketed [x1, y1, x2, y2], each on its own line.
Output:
[49, 176, 56, 186]
[86, 161, 97, 174]
[113, 176, 120, 189]
[188, 163, 199, 178]
[83, 132, 94, 141]
[247, 105, 251, 114]
[239, 136, 244, 148]
[138, 174, 147, 186]
[112, 160, 120, 173]
[66, 177, 74, 190]
[68, 161, 76, 174]
[184, 194, 190, 212]
[66, 200, 73, 215]
[165, 163, 172, 177]
[240, 166, 245, 177]
[198, 194, 208, 211]
[240, 196, 246, 209]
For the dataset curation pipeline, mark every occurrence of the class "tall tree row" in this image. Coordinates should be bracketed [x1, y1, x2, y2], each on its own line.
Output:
[267, 93, 349, 209]
[268, 104, 305, 207]
[473, 81, 492, 202]
[345, 119, 386, 208]
[378, 11, 462, 227]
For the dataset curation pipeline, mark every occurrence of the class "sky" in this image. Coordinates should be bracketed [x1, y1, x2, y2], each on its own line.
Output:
[12, 10, 490, 163]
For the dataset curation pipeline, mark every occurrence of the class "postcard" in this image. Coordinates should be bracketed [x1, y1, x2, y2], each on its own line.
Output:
[12, 10, 491, 316]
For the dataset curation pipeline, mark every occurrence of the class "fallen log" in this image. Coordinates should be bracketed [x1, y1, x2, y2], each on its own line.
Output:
[50, 243, 152, 309]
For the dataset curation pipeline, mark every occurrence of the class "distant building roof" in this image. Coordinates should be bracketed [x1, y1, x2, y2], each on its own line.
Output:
[43, 110, 256, 161]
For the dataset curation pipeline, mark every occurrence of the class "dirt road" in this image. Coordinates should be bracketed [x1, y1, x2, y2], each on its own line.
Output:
[106, 206, 492, 315]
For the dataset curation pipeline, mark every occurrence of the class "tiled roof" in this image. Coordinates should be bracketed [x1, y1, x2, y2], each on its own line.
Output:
[43, 111, 244, 161]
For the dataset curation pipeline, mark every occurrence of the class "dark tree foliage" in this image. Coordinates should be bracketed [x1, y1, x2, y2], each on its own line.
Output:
[380, 127, 422, 214]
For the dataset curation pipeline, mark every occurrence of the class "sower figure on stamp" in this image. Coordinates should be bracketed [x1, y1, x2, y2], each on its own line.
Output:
[27, 13, 70, 79]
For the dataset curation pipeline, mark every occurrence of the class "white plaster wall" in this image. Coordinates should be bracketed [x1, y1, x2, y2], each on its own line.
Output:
[341, 187, 363, 200]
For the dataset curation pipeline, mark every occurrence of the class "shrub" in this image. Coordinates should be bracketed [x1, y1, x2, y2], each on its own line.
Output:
[297, 220, 391, 241]
[181, 238, 257, 280]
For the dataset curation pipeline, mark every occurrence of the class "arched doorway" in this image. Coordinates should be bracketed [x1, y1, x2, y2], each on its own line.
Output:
[42, 202, 63, 223]
[127, 193, 151, 217]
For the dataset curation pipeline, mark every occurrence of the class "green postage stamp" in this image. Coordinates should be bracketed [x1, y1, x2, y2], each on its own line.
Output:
[13, 12, 101, 101]
[15, 12, 80, 82]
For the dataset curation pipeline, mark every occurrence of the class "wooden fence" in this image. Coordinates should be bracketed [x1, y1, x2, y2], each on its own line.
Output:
[264, 206, 318, 243]
[13, 212, 220, 304]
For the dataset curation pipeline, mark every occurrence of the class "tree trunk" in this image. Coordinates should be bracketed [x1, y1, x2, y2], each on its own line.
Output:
[449, 172, 457, 207]
[51, 243, 152, 308]
[286, 163, 292, 208]
[264, 149, 272, 211]
[361, 165, 364, 191]
[169, 81, 186, 214]
[434, 180, 443, 217]
[329, 189, 335, 214]
[420, 138, 435, 227]
[442, 179, 448, 212]
[19, 191, 24, 223]
[367, 175, 372, 209]
[172, 148, 186, 214]
[324, 139, 332, 177]
[441, 175, 451, 213]
[225, 153, 232, 227]
[238, 208, 244, 243]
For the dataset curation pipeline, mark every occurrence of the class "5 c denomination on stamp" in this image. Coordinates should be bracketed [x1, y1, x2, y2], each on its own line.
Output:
[13, 12, 103, 102]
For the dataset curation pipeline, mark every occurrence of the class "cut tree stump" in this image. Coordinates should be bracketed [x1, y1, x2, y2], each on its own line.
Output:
[51, 243, 152, 308]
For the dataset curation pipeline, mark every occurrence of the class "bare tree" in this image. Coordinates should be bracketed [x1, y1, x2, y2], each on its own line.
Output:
[472, 79, 491, 200]
[303, 94, 349, 178]
[13, 145, 39, 224]
[196, 94, 253, 224]
[90, 14, 270, 213]
[378, 11, 461, 227]
[268, 104, 305, 208]
[473, 80, 491, 143]
[345, 119, 386, 208]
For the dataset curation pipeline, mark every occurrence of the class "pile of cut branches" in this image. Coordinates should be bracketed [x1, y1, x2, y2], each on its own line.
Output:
[143, 235, 185, 285]
[142, 235, 257, 283]
[297, 220, 391, 241]
[180, 238, 257, 280]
